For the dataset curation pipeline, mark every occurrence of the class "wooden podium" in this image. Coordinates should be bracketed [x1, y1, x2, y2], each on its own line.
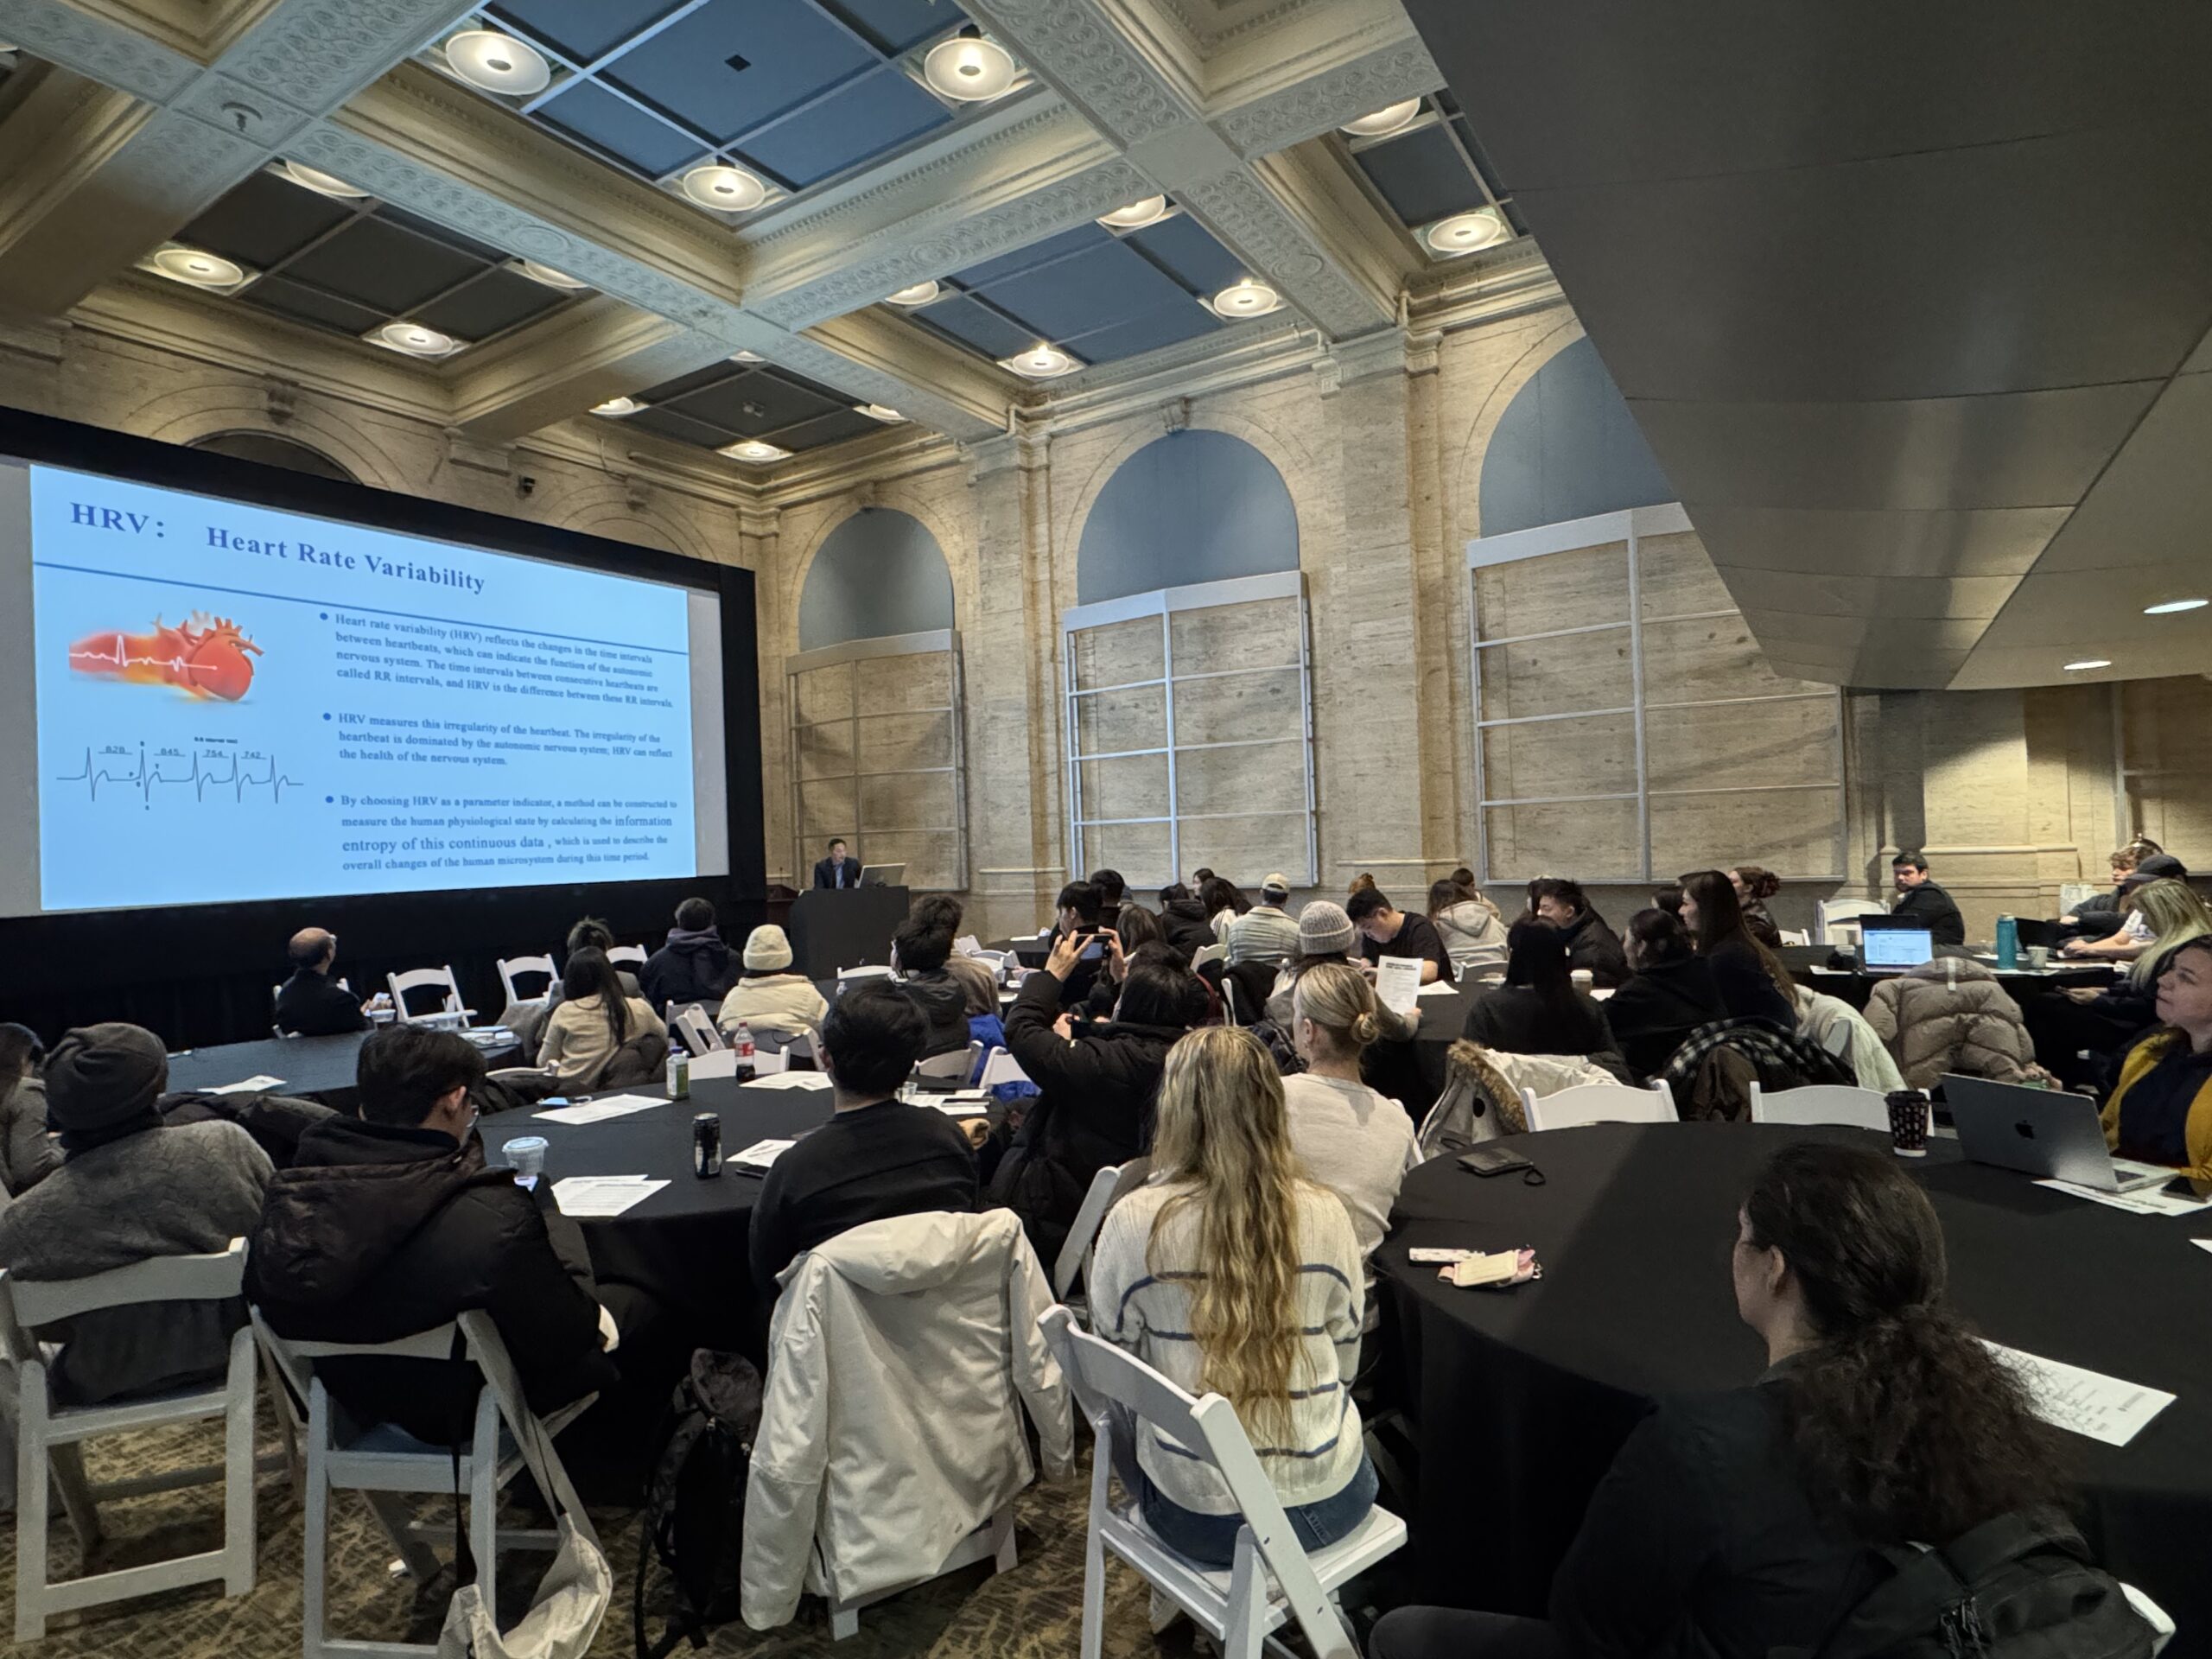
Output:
[786, 886, 909, 979]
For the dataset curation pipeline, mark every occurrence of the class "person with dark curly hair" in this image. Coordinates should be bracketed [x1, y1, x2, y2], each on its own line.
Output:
[1727, 864, 1784, 948]
[1369, 1143, 2079, 1659]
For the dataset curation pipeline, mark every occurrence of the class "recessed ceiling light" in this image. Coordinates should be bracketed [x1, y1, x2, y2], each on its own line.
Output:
[855, 404, 906, 423]
[729, 349, 766, 363]
[1208, 277, 1281, 319]
[2062, 659, 2113, 672]
[923, 27, 1018, 102]
[372, 321, 461, 358]
[885, 280, 941, 308]
[1422, 208, 1511, 257]
[443, 29, 551, 97]
[1097, 196, 1171, 231]
[592, 396, 646, 416]
[721, 440, 791, 464]
[516, 260, 588, 289]
[1000, 342, 1078, 379]
[277, 160, 370, 200]
[679, 163, 768, 213]
[2143, 598, 2209, 615]
[1339, 99, 1423, 139]
[148, 246, 249, 289]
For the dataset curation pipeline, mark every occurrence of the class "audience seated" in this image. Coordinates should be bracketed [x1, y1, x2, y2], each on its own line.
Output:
[990, 935, 1205, 1264]
[1156, 882, 1218, 957]
[2028, 880, 2212, 1084]
[890, 916, 977, 1058]
[1348, 886, 1456, 986]
[1263, 902, 1416, 1043]
[0, 1021, 61, 1194]
[1459, 923, 1628, 1077]
[1082, 907, 1164, 1020]
[2101, 938, 2212, 1193]
[1889, 850, 1966, 945]
[1370, 1143, 2075, 1659]
[1227, 873, 1302, 966]
[1349, 872, 1378, 898]
[1200, 876, 1252, 941]
[2063, 871, 2202, 963]
[1789, 986, 1907, 1095]
[0, 1023, 270, 1404]
[537, 946, 667, 1089]
[1864, 955, 2050, 1093]
[1046, 880, 1109, 1007]
[274, 925, 372, 1036]
[1087, 868, 1128, 925]
[1681, 870, 1799, 1029]
[1529, 878, 1630, 987]
[248, 1026, 620, 1447]
[1282, 963, 1419, 1325]
[1428, 878, 1508, 976]
[1089, 1026, 1376, 1568]
[1729, 865, 1785, 949]
[716, 924, 827, 1039]
[747, 981, 979, 1303]
[2058, 840, 2161, 937]
[639, 896, 737, 1014]
[512, 916, 645, 1058]
[1604, 908, 1726, 1081]
[906, 894, 999, 1015]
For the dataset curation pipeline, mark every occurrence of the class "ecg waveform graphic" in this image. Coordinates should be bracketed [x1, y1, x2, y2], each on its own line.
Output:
[54, 743, 302, 805]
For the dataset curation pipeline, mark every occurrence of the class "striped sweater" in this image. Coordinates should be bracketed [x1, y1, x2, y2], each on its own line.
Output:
[1088, 1177, 1365, 1516]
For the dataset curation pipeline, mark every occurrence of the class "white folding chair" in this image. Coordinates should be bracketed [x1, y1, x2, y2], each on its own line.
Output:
[1191, 942, 1228, 970]
[1038, 1305, 1406, 1659]
[1748, 1083, 1891, 1131]
[1054, 1164, 1126, 1306]
[978, 1046, 1032, 1090]
[1520, 1079, 1676, 1131]
[669, 1002, 725, 1057]
[1815, 898, 1889, 944]
[606, 944, 649, 973]
[251, 1309, 598, 1659]
[837, 964, 897, 985]
[1777, 928, 1812, 947]
[912, 1039, 982, 1084]
[2123, 1583, 2176, 1657]
[2, 1240, 257, 1640]
[496, 954, 556, 1009]
[386, 965, 470, 1028]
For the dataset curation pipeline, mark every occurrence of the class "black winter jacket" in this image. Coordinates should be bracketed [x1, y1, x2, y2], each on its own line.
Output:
[639, 926, 736, 1014]
[245, 1117, 615, 1445]
[902, 969, 976, 1058]
[1560, 909, 1630, 988]
[1160, 900, 1217, 958]
[1605, 957, 1727, 1081]
[1459, 985, 1630, 1079]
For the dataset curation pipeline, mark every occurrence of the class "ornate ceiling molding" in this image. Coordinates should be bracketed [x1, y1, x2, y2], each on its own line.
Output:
[959, 0, 1199, 148]
[1211, 36, 1440, 158]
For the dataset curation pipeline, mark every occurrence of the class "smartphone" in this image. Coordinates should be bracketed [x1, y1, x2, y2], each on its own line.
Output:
[1459, 1146, 1535, 1178]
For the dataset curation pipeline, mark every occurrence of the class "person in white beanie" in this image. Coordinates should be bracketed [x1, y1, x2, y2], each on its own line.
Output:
[717, 925, 828, 1039]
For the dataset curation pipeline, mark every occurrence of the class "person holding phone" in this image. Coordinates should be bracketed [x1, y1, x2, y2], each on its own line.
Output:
[1045, 880, 1108, 1009]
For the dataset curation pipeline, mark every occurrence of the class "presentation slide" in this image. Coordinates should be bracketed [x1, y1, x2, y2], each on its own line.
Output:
[0, 457, 728, 914]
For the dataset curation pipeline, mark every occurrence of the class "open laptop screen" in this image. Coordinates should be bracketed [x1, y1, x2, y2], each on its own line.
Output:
[1862, 925, 1933, 969]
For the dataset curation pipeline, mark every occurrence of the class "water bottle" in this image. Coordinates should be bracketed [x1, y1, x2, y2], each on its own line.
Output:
[665, 1048, 690, 1100]
[733, 1020, 756, 1083]
[1994, 913, 2018, 970]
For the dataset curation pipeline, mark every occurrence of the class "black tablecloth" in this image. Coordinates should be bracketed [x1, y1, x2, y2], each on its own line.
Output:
[1379, 1122, 2212, 1657]
[165, 1028, 519, 1109]
[1773, 946, 2116, 1010]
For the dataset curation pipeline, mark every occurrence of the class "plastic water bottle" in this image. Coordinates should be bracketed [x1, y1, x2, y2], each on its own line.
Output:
[733, 1021, 756, 1084]
[1994, 913, 2018, 970]
[665, 1048, 690, 1100]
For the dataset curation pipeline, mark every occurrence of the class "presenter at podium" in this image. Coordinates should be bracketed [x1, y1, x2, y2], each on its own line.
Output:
[812, 837, 863, 890]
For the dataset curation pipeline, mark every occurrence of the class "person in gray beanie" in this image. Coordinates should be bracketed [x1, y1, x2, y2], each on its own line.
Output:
[1262, 901, 1418, 1040]
[0, 1022, 270, 1403]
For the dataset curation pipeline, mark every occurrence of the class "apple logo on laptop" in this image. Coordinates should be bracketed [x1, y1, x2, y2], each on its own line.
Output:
[2014, 1120, 2037, 1141]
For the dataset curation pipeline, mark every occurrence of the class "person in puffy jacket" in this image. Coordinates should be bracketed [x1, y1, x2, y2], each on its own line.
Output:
[717, 925, 828, 1039]
[639, 896, 737, 1014]
[1863, 956, 2051, 1092]
[890, 915, 977, 1058]
[1157, 883, 1218, 958]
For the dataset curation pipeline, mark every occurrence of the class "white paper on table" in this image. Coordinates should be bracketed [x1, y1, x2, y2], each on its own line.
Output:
[731, 1137, 796, 1170]
[2033, 1179, 2212, 1217]
[1414, 980, 1460, 1001]
[551, 1176, 670, 1217]
[1982, 1339, 2175, 1446]
[206, 1073, 286, 1095]
[745, 1071, 834, 1090]
[1371, 956, 1423, 1015]
[2192, 1239, 2212, 1256]
[534, 1096, 663, 1126]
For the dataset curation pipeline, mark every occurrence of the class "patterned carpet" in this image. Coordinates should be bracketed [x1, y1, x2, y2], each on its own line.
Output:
[0, 1406, 1213, 1657]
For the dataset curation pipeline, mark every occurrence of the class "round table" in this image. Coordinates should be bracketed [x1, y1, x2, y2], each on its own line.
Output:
[1378, 1122, 2212, 1657]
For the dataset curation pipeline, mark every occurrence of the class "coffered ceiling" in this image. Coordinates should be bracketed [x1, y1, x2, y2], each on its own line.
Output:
[0, 0, 1519, 470]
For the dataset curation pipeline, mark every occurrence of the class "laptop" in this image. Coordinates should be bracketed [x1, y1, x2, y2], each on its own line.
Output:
[857, 862, 906, 887]
[1857, 919, 1933, 976]
[1944, 1074, 2174, 1194]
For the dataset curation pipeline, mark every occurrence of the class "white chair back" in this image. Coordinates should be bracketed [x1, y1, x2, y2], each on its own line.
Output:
[978, 1046, 1032, 1090]
[1190, 942, 1227, 970]
[1815, 898, 1889, 944]
[838, 963, 897, 983]
[1520, 1079, 1675, 1131]
[386, 964, 467, 1026]
[912, 1039, 982, 1083]
[607, 944, 649, 972]
[1053, 1163, 1125, 1303]
[669, 1002, 725, 1056]
[497, 954, 556, 1007]
[1777, 928, 1811, 947]
[4, 1236, 245, 1332]
[1748, 1083, 1891, 1131]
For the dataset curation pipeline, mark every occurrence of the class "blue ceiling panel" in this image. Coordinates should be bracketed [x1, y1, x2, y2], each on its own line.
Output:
[952, 222, 1108, 288]
[606, 0, 877, 142]
[1062, 305, 1222, 365]
[486, 0, 677, 63]
[537, 79, 704, 176]
[738, 68, 950, 188]
[913, 293, 1037, 359]
[626, 405, 742, 449]
[625, 359, 880, 455]
[1356, 124, 1491, 227]
[835, 0, 961, 53]
[983, 242, 1197, 340]
[1123, 214, 1247, 296]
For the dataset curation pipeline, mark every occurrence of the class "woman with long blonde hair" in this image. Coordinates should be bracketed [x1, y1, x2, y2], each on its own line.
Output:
[2063, 876, 2212, 976]
[1088, 1025, 1376, 1566]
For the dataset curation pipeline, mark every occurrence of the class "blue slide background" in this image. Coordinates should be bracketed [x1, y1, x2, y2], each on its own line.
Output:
[30, 463, 697, 911]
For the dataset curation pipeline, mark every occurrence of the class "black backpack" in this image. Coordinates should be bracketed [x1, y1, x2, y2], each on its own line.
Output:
[632, 1349, 765, 1659]
[1818, 1510, 2153, 1659]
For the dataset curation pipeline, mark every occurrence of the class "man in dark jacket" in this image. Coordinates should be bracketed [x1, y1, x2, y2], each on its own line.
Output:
[988, 937, 1206, 1264]
[890, 915, 977, 1058]
[812, 837, 862, 889]
[1156, 883, 1217, 957]
[274, 927, 372, 1036]
[1531, 878, 1630, 987]
[639, 897, 736, 1014]
[1889, 851, 1966, 946]
[245, 1024, 616, 1445]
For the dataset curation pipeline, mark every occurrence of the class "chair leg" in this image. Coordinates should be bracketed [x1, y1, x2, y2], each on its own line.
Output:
[49, 1440, 101, 1547]
[16, 1366, 47, 1643]
[304, 1389, 331, 1659]
[224, 1333, 257, 1596]
[363, 1491, 442, 1584]
[829, 1603, 859, 1640]
[1080, 1438, 1111, 1659]
[990, 1502, 1017, 1575]
[1223, 1534, 1268, 1659]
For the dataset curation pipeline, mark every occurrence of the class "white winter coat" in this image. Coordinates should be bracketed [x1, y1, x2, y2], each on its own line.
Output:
[1792, 988, 1907, 1095]
[740, 1208, 1074, 1630]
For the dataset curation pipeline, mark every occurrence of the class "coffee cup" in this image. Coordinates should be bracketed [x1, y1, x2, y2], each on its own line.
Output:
[499, 1135, 549, 1179]
[1570, 969, 1594, 987]
[2026, 944, 2050, 969]
[1885, 1090, 1929, 1159]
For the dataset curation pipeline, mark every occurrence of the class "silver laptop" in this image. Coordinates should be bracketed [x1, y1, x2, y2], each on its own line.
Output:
[1944, 1074, 2173, 1194]
[858, 862, 906, 887]
[1859, 924, 1932, 976]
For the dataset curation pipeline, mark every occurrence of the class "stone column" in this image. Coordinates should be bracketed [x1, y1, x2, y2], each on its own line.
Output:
[739, 505, 791, 889]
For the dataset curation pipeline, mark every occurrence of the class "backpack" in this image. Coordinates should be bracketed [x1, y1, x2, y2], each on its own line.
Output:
[1816, 1510, 2152, 1659]
[631, 1349, 764, 1659]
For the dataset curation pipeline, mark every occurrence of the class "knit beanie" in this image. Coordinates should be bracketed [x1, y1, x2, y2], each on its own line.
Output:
[744, 924, 795, 971]
[1298, 899, 1357, 957]
[44, 1022, 168, 1149]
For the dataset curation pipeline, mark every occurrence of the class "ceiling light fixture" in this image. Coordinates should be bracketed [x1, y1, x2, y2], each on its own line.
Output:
[443, 29, 551, 97]
[2062, 659, 2113, 672]
[592, 396, 646, 416]
[884, 279, 941, 307]
[516, 260, 588, 289]
[148, 247, 249, 289]
[1421, 207, 1510, 257]
[2143, 597, 2209, 614]
[372, 321, 461, 358]
[1339, 99, 1423, 139]
[729, 349, 766, 363]
[1096, 195, 1171, 231]
[923, 26, 1018, 102]
[679, 163, 768, 212]
[1000, 342, 1077, 379]
[721, 440, 791, 464]
[1208, 277, 1281, 319]
[277, 160, 370, 200]
[855, 404, 906, 423]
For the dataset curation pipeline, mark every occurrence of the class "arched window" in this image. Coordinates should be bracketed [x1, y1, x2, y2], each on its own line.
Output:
[186, 430, 353, 482]
[787, 509, 965, 889]
[1065, 431, 1313, 888]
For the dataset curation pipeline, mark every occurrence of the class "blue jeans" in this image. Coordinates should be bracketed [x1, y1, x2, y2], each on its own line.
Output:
[1110, 1405, 1379, 1568]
